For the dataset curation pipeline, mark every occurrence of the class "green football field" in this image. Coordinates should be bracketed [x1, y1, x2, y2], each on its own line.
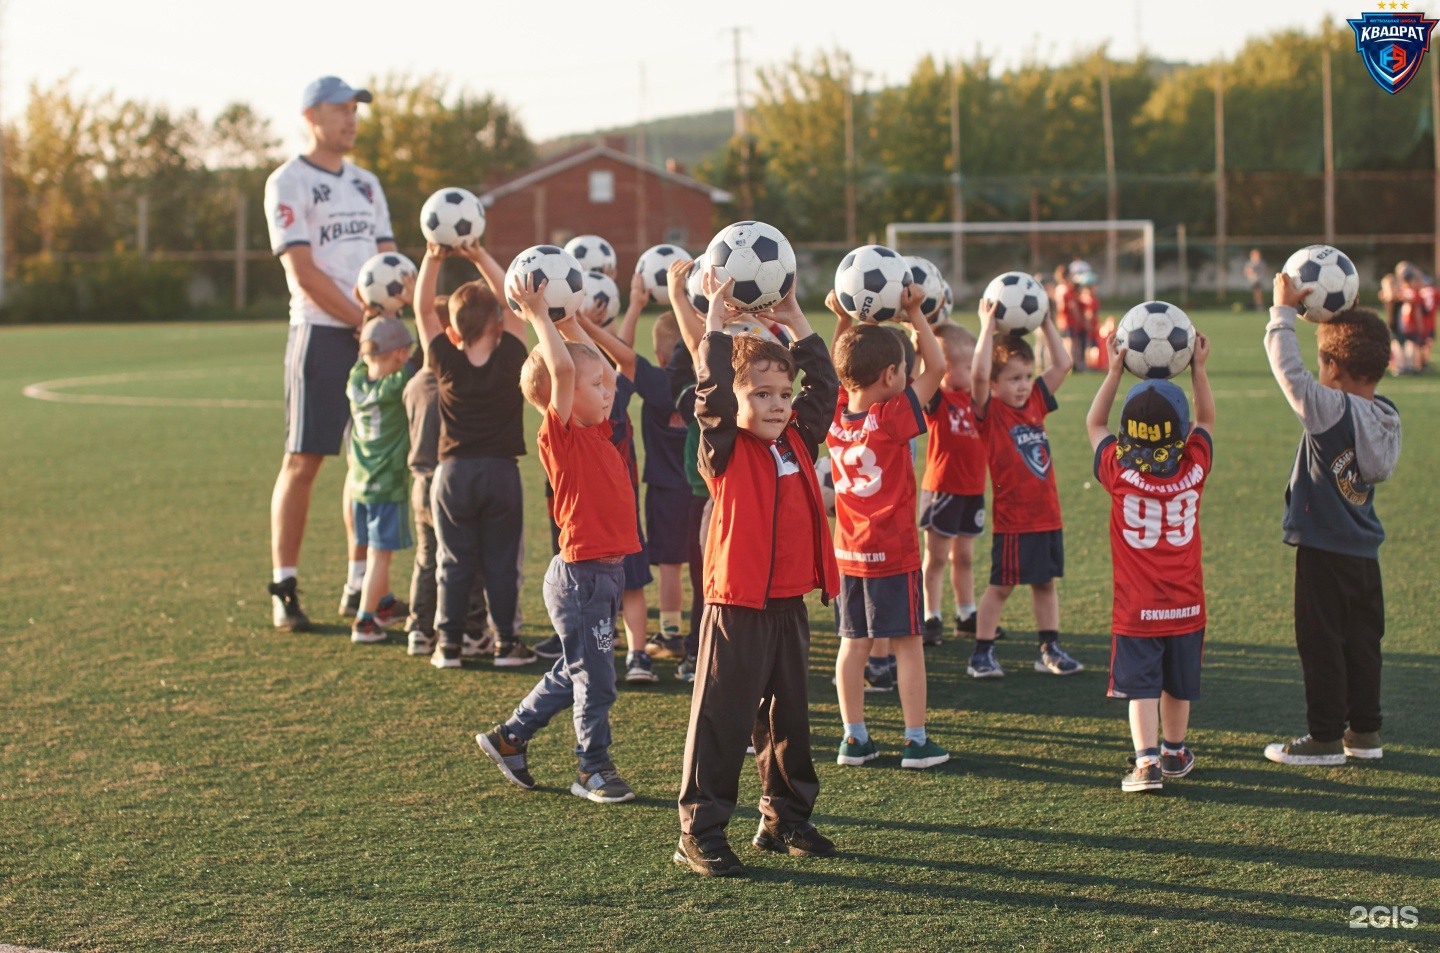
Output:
[1, 310, 1437, 952]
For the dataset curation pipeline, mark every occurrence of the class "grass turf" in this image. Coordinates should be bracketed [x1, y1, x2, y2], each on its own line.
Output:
[1, 311, 1437, 952]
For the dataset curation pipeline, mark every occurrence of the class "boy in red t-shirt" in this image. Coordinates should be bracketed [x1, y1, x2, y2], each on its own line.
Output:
[919, 324, 988, 646]
[1086, 332, 1214, 792]
[476, 273, 642, 805]
[827, 286, 952, 771]
[673, 273, 839, 877]
[969, 299, 1081, 678]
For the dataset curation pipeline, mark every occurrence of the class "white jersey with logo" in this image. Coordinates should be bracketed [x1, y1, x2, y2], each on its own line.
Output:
[264, 156, 394, 328]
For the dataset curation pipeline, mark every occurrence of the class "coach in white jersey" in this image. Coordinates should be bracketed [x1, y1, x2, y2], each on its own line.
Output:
[264, 76, 396, 632]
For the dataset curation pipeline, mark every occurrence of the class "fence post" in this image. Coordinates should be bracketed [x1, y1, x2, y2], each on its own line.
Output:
[137, 195, 150, 258]
[1177, 224, 1189, 308]
[1214, 62, 1227, 305]
[234, 191, 247, 312]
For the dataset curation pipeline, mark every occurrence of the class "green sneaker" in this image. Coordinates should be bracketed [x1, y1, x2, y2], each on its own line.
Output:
[900, 737, 951, 770]
[1343, 729, 1383, 760]
[836, 735, 879, 766]
[1264, 733, 1345, 766]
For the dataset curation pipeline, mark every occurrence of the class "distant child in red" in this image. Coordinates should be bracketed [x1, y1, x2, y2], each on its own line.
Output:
[919, 323, 989, 644]
[1075, 280, 1101, 371]
[969, 298, 1082, 678]
[1086, 331, 1215, 793]
[825, 284, 952, 772]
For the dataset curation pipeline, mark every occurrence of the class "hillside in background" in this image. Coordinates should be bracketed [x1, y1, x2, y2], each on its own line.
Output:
[539, 108, 734, 173]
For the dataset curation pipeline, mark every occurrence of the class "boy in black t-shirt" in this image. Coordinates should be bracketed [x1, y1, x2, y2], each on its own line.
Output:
[415, 241, 537, 669]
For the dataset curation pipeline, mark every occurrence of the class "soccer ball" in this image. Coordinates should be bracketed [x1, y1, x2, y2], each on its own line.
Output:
[904, 256, 946, 323]
[358, 252, 417, 315]
[834, 244, 913, 322]
[1283, 244, 1359, 320]
[504, 245, 586, 321]
[582, 271, 621, 327]
[684, 259, 709, 315]
[980, 271, 1049, 333]
[1117, 301, 1196, 380]
[635, 243, 690, 307]
[420, 187, 486, 247]
[719, 317, 779, 344]
[564, 234, 617, 276]
[815, 456, 836, 517]
[707, 221, 796, 313]
[933, 279, 954, 326]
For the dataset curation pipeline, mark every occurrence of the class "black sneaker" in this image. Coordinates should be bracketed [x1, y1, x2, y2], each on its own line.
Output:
[752, 819, 836, 857]
[269, 578, 311, 632]
[954, 614, 1006, 640]
[922, 617, 944, 648]
[863, 659, 895, 693]
[338, 586, 361, 618]
[676, 655, 698, 683]
[374, 595, 409, 628]
[1161, 747, 1195, 778]
[1121, 756, 1164, 793]
[673, 834, 744, 876]
[532, 633, 563, 660]
[477, 726, 535, 789]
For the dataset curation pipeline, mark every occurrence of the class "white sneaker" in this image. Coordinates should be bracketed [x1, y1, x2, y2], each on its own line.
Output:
[430, 648, 461, 669]
[407, 630, 437, 657]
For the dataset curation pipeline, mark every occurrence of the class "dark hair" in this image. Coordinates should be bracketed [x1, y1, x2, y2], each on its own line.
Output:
[1317, 308, 1391, 384]
[991, 332, 1035, 379]
[732, 335, 794, 387]
[885, 325, 917, 377]
[448, 280, 501, 345]
[834, 324, 904, 391]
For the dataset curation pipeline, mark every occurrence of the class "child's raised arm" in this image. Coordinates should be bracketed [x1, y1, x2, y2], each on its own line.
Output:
[905, 286, 946, 408]
[509, 271, 574, 424]
[556, 306, 617, 393]
[667, 259, 706, 359]
[415, 244, 449, 356]
[617, 271, 647, 348]
[825, 290, 853, 358]
[971, 298, 997, 414]
[1086, 337, 1127, 449]
[1038, 307, 1072, 394]
[577, 304, 636, 382]
[458, 241, 527, 342]
[1191, 332, 1215, 435]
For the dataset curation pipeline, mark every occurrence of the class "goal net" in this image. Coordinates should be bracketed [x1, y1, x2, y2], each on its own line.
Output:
[885, 219, 1156, 305]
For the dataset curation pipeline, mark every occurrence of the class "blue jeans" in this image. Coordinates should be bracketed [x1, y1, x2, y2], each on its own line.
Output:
[505, 556, 623, 771]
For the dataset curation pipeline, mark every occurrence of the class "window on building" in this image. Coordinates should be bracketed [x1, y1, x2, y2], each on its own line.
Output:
[664, 226, 688, 245]
[589, 170, 614, 203]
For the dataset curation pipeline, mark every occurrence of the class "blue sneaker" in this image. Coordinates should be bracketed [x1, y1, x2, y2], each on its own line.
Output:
[1035, 641, 1084, 675]
[967, 646, 1004, 679]
[625, 651, 659, 685]
[836, 735, 879, 766]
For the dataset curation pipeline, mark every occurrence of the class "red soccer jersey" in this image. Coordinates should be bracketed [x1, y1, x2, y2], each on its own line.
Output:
[975, 379, 1062, 534]
[1053, 283, 1078, 331]
[1077, 288, 1101, 334]
[1096, 430, 1212, 636]
[768, 433, 822, 598]
[539, 407, 642, 563]
[922, 389, 987, 496]
[826, 388, 926, 577]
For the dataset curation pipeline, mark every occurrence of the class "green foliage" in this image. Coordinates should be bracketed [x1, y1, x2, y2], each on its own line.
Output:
[1, 253, 189, 324]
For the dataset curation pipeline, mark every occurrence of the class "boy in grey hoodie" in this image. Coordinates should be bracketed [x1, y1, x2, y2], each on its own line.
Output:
[1263, 273, 1403, 766]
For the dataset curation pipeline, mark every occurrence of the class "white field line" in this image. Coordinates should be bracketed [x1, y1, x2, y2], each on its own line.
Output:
[21, 367, 281, 409]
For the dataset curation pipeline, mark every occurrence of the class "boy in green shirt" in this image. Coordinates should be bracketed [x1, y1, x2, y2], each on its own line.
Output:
[348, 316, 417, 644]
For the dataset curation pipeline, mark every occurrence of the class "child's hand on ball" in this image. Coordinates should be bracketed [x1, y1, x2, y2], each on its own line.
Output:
[1273, 272, 1305, 310]
[1192, 331, 1210, 371]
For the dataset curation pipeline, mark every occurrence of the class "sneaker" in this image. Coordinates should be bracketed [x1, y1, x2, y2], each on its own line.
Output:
[753, 819, 836, 857]
[900, 737, 951, 769]
[745, 745, 756, 756]
[673, 834, 744, 877]
[1035, 641, 1085, 675]
[407, 629, 437, 657]
[1264, 733, 1346, 766]
[1160, 747, 1195, 778]
[836, 735, 879, 766]
[863, 660, 895, 693]
[571, 762, 635, 803]
[954, 614, 1006, 640]
[430, 645, 461, 669]
[269, 578, 311, 632]
[461, 630, 495, 658]
[676, 655, 698, 683]
[338, 585, 361, 618]
[1122, 756, 1164, 792]
[477, 727, 535, 789]
[532, 633, 563, 660]
[645, 633, 685, 659]
[922, 617, 944, 648]
[493, 638, 537, 668]
[1343, 729, 1383, 760]
[350, 617, 387, 644]
[374, 596, 410, 628]
[966, 646, 1004, 678]
[626, 651, 659, 685]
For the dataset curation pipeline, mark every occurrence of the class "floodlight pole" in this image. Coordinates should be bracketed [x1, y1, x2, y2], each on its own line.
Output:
[949, 61, 964, 291]
[1322, 43, 1336, 245]
[1101, 57, 1119, 298]
[843, 61, 856, 247]
[1214, 62, 1227, 304]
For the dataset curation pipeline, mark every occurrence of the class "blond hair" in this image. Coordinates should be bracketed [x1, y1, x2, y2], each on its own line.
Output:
[519, 341, 604, 410]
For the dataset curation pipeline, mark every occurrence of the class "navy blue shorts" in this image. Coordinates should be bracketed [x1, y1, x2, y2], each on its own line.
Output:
[284, 323, 358, 456]
[991, 529, 1064, 586]
[645, 484, 693, 565]
[1107, 629, 1205, 701]
[836, 569, 923, 640]
[919, 491, 986, 538]
[352, 499, 413, 552]
[622, 495, 652, 590]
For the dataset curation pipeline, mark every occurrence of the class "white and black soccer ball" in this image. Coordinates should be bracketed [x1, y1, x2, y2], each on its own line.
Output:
[420, 187, 486, 247]
[904, 256, 946, 323]
[1283, 244, 1359, 319]
[707, 221, 796, 313]
[505, 245, 586, 321]
[719, 317, 779, 344]
[834, 244, 913, 322]
[1117, 301, 1196, 380]
[980, 271, 1049, 333]
[564, 234, 618, 276]
[635, 243, 690, 307]
[685, 258, 709, 315]
[932, 279, 955, 326]
[358, 252, 417, 315]
[815, 456, 836, 517]
[582, 271, 621, 326]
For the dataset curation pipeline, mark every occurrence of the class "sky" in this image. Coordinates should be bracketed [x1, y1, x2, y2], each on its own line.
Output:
[7, 0, 1360, 151]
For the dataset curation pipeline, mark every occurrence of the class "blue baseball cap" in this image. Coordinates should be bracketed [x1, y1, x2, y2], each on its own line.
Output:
[301, 76, 372, 110]
[1120, 380, 1189, 446]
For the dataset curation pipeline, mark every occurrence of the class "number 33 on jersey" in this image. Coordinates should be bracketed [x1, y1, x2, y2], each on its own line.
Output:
[1096, 430, 1213, 636]
[826, 389, 927, 577]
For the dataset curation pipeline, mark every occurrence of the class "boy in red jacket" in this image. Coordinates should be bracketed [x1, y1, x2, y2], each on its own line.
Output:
[674, 271, 839, 877]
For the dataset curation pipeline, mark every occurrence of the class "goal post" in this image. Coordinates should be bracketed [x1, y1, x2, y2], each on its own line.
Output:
[885, 219, 1156, 303]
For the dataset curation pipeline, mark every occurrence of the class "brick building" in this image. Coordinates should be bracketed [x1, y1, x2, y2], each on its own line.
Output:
[478, 141, 731, 276]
